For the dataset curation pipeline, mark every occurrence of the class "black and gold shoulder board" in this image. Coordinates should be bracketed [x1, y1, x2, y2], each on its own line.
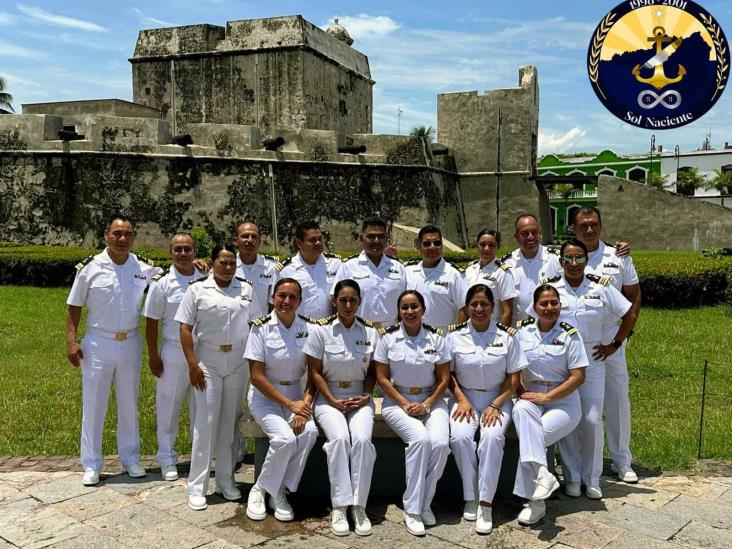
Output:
[444, 258, 465, 273]
[559, 321, 578, 335]
[323, 252, 342, 260]
[403, 259, 421, 267]
[190, 277, 207, 284]
[497, 322, 518, 336]
[151, 267, 170, 281]
[385, 253, 401, 263]
[262, 254, 280, 262]
[499, 251, 513, 263]
[74, 255, 95, 271]
[586, 273, 610, 286]
[423, 323, 444, 337]
[235, 276, 254, 285]
[546, 246, 559, 255]
[276, 256, 292, 272]
[517, 316, 536, 328]
[249, 314, 271, 327]
[540, 275, 562, 285]
[317, 314, 337, 326]
[448, 321, 468, 333]
[298, 314, 319, 324]
[496, 259, 510, 271]
[378, 323, 400, 335]
[136, 254, 155, 267]
[343, 253, 360, 262]
[356, 316, 376, 328]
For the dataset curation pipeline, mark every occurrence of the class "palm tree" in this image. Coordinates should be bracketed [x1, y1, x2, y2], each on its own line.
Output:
[707, 168, 732, 205]
[0, 76, 14, 114]
[675, 167, 705, 196]
[409, 125, 435, 141]
[554, 183, 576, 236]
[647, 172, 669, 190]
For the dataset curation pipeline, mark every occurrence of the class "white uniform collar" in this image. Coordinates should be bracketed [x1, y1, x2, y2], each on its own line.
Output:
[170, 263, 202, 279]
[237, 253, 264, 268]
[469, 319, 497, 337]
[417, 257, 446, 274]
[292, 252, 323, 269]
[395, 322, 428, 342]
[98, 248, 132, 268]
[357, 250, 389, 268]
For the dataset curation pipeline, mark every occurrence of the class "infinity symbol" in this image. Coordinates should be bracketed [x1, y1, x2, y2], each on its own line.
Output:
[637, 89, 681, 109]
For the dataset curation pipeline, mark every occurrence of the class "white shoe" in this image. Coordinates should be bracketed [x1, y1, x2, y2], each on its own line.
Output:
[331, 507, 350, 536]
[404, 512, 425, 536]
[463, 499, 478, 521]
[82, 469, 99, 486]
[161, 465, 178, 481]
[518, 500, 546, 526]
[215, 485, 242, 501]
[565, 482, 581, 498]
[532, 471, 560, 500]
[420, 507, 436, 527]
[269, 489, 294, 522]
[586, 486, 603, 500]
[122, 463, 146, 478]
[188, 495, 207, 511]
[351, 506, 372, 536]
[475, 506, 492, 535]
[611, 464, 638, 483]
[246, 486, 267, 521]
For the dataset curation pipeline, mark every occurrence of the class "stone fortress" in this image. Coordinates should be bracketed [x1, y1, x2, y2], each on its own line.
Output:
[0, 15, 729, 250]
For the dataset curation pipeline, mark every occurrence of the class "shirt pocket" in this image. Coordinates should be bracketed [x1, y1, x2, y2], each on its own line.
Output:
[542, 343, 566, 356]
[387, 349, 406, 364]
[431, 281, 450, 295]
[324, 343, 346, 358]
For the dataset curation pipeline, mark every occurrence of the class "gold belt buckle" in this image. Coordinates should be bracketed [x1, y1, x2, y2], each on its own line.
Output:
[537, 380, 552, 386]
[219, 344, 233, 352]
[338, 381, 352, 388]
[115, 331, 128, 341]
[409, 387, 421, 395]
[279, 380, 293, 386]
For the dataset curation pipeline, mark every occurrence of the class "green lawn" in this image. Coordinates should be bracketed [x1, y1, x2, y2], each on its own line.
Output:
[0, 286, 729, 471]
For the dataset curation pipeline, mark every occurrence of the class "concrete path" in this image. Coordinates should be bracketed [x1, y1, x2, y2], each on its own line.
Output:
[0, 456, 730, 548]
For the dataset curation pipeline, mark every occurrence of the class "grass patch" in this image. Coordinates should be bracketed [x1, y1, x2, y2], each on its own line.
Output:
[0, 286, 729, 471]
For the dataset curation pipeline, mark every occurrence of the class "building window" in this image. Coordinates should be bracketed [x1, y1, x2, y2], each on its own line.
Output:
[596, 168, 616, 176]
[627, 167, 647, 182]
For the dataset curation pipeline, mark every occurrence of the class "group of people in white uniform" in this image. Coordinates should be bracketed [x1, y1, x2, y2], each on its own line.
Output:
[66, 208, 640, 538]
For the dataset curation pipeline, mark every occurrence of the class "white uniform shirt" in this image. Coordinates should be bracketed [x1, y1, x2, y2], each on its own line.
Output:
[447, 321, 528, 391]
[244, 314, 314, 383]
[405, 258, 468, 330]
[143, 265, 206, 343]
[331, 251, 407, 325]
[275, 253, 342, 319]
[547, 275, 632, 344]
[174, 276, 257, 346]
[236, 253, 279, 317]
[503, 246, 561, 323]
[67, 249, 159, 333]
[373, 323, 450, 388]
[463, 259, 518, 320]
[304, 317, 379, 383]
[517, 319, 588, 384]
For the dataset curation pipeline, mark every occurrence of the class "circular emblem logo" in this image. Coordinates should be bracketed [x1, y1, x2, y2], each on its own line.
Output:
[588, 0, 729, 129]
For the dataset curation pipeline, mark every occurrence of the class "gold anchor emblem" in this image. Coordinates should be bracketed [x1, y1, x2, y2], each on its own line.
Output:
[632, 26, 686, 90]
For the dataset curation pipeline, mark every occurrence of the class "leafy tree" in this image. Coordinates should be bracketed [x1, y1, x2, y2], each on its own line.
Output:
[675, 167, 705, 196]
[647, 172, 669, 190]
[0, 76, 14, 114]
[409, 125, 435, 142]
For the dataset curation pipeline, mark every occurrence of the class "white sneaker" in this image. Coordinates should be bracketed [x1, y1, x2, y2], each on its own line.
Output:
[351, 506, 372, 536]
[518, 500, 546, 526]
[463, 499, 478, 521]
[475, 506, 492, 535]
[532, 471, 560, 500]
[246, 485, 267, 521]
[215, 485, 242, 501]
[331, 507, 350, 536]
[565, 482, 581, 498]
[269, 489, 294, 522]
[122, 463, 146, 478]
[161, 465, 178, 481]
[420, 507, 436, 526]
[586, 486, 603, 500]
[404, 512, 425, 536]
[82, 469, 99, 486]
[188, 495, 207, 511]
[611, 464, 639, 483]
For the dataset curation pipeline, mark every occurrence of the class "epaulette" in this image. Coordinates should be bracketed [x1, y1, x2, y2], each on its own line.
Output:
[403, 259, 421, 267]
[342, 253, 360, 262]
[262, 254, 283, 270]
[602, 240, 616, 249]
[249, 314, 271, 327]
[151, 267, 170, 281]
[448, 321, 468, 332]
[235, 276, 253, 285]
[586, 273, 611, 286]
[423, 323, 444, 337]
[136, 254, 155, 266]
[190, 277, 207, 284]
[497, 322, 518, 336]
[74, 255, 95, 271]
[378, 323, 400, 335]
[444, 258, 465, 273]
[323, 252, 342, 260]
[540, 275, 562, 284]
[317, 314, 337, 326]
[496, 259, 510, 271]
[298, 314, 319, 324]
[275, 256, 292, 272]
[356, 316, 376, 328]
[467, 258, 480, 267]
[546, 246, 559, 255]
[498, 251, 512, 263]
[385, 253, 401, 263]
[559, 321, 578, 335]
[517, 316, 535, 328]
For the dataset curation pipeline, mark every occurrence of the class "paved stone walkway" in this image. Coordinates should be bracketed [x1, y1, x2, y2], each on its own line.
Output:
[0, 457, 730, 548]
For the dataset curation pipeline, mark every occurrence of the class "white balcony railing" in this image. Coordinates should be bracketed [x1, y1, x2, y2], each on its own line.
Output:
[546, 189, 598, 200]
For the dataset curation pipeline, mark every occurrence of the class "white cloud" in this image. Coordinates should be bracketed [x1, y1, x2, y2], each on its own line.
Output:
[0, 12, 16, 25]
[538, 127, 586, 154]
[325, 14, 400, 40]
[0, 39, 42, 58]
[131, 8, 174, 28]
[17, 3, 108, 32]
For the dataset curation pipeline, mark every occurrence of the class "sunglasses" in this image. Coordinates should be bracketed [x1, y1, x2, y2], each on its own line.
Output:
[421, 240, 442, 247]
[561, 255, 587, 265]
[173, 246, 194, 254]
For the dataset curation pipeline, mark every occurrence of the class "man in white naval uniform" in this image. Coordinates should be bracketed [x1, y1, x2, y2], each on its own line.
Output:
[143, 233, 207, 481]
[66, 216, 161, 486]
[572, 207, 641, 483]
[331, 217, 407, 327]
[275, 220, 342, 320]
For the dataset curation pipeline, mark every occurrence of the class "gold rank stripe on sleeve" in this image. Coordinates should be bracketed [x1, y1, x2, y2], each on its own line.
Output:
[496, 322, 518, 336]
[586, 273, 611, 286]
[234, 276, 254, 285]
[276, 257, 292, 272]
[317, 314, 337, 326]
[298, 314, 319, 324]
[249, 314, 271, 327]
[448, 321, 468, 332]
[540, 275, 562, 284]
[423, 323, 444, 336]
[74, 255, 95, 271]
[517, 316, 536, 328]
[560, 321, 578, 335]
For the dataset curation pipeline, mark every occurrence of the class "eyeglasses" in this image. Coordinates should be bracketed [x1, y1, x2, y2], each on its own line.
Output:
[561, 255, 587, 265]
[173, 246, 193, 254]
[109, 230, 134, 239]
[536, 299, 561, 307]
[421, 240, 442, 247]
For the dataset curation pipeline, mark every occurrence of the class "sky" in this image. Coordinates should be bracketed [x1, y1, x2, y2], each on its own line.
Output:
[1, 0, 732, 156]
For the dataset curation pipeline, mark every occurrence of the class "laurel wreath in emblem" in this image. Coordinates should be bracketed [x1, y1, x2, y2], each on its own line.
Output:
[588, 12, 617, 100]
[699, 12, 729, 101]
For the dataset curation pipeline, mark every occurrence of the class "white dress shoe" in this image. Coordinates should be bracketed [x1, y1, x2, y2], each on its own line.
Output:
[188, 495, 207, 511]
[215, 485, 242, 501]
[611, 464, 639, 483]
[518, 500, 546, 526]
[420, 507, 436, 526]
[331, 507, 350, 536]
[246, 485, 267, 521]
[351, 506, 372, 536]
[404, 512, 425, 536]
[122, 463, 146, 478]
[586, 486, 603, 500]
[475, 506, 493, 535]
[532, 471, 560, 500]
[565, 482, 581, 498]
[269, 489, 294, 522]
[82, 469, 99, 486]
[160, 465, 178, 481]
[463, 500, 478, 521]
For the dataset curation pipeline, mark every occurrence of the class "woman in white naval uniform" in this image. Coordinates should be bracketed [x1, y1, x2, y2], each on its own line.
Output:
[305, 279, 379, 537]
[463, 229, 517, 325]
[512, 284, 587, 526]
[176, 244, 258, 511]
[547, 239, 635, 500]
[244, 278, 319, 522]
[447, 284, 527, 535]
[374, 290, 451, 537]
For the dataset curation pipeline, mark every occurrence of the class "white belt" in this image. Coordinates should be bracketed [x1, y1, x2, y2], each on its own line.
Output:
[86, 327, 138, 341]
[198, 341, 245, 353]
[395, 384, 433, 395]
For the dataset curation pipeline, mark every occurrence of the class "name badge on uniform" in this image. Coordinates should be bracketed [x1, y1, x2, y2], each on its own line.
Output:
[434, 280, 449, 288]
[603, 262, 619, 269]
[489, 342, 504, 347]
[424, 348, 437, 354]
[585, 294, 601, 300]
[241, 295, 252, 302]
[327, 270, 338, 277]
[481, 275, 496, 282]
[260, 273, 272, 279]
[356, 340, 371, 347]
[548, 339, 564, 346]
[296, 331, 308, 338]
[388, 268, 399, 275]
[134, 274, 146, 280]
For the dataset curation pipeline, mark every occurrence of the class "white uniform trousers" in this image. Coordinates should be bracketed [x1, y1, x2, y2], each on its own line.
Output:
[604, 343, 632, 468]
[188, 346, 247, 497]
[80, 332, 142, 471]
[557, 346, 605, 487]
[313, 386, 376, 508]
[449, 389, 512, 504]
[382, 393, 450, 515]
[155, 342, 195, 467]
[512, 386, 581, 499]
[248, 385, 318, 496]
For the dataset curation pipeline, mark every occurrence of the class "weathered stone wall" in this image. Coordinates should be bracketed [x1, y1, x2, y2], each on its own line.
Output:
[22, 99, 161, 120]
[598, 175, 732, 250]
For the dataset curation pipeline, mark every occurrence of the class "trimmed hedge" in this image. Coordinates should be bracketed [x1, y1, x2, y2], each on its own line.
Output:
[1, 244, 730, 308]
